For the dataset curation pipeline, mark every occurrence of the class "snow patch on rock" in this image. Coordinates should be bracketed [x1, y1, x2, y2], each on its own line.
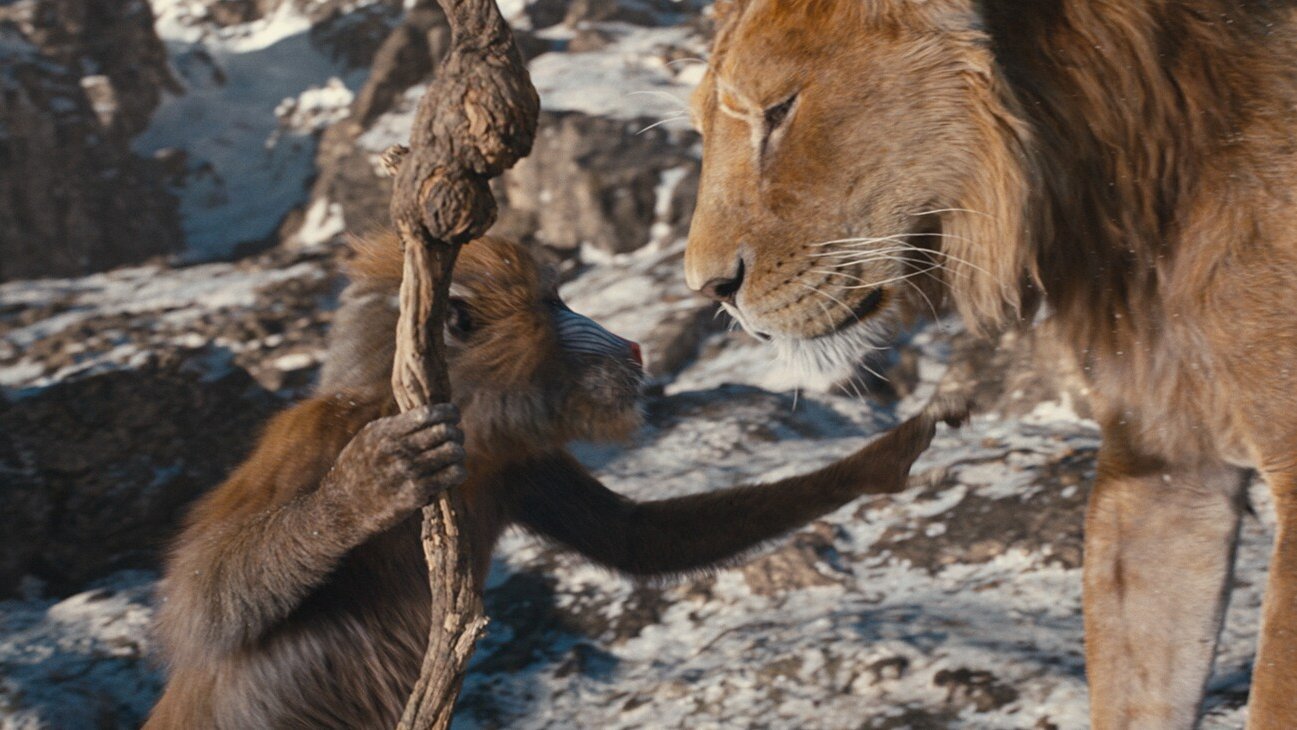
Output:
[529, 24, 701, 119]
[137, 1, 366, 260]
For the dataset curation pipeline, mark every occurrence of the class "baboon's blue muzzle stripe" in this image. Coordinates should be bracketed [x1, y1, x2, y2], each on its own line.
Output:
[552, 305, 641, 365]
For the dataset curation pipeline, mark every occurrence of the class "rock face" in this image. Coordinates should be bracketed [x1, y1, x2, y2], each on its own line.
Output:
[3, 0, 174, 140]
[0, 354, 282, 596]
[305, 105, 699, 255]
[495, 112, 699, 254]
[0, 0, 181, 281]
[0, 247, 337, 596]
[295, 5, 702, 256]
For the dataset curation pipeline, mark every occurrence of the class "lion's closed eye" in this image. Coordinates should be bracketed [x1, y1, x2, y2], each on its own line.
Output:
[759, 93, 799, 162]
[764, 94, 797, 131]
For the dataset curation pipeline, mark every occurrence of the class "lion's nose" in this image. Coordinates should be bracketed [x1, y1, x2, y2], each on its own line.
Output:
[697, 258, 746, 304]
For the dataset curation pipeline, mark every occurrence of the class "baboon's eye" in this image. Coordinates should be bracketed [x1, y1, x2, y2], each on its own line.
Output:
[764, 93, 797, 130]
[446, 298, 473, 341]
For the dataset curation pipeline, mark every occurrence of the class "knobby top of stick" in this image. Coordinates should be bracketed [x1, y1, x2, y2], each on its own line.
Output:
[388, 0, 539, 246]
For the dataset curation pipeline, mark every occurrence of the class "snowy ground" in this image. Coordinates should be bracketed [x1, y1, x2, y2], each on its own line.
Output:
[0, 256, 328, 392]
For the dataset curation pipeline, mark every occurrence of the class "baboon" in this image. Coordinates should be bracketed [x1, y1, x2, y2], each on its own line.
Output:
[146, 233, 955, 728]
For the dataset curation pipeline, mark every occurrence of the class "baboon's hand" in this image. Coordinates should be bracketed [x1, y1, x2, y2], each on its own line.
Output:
[923, 393, 972, 429]
[324, 403, 467, 531]
[857, 395, 969, 494]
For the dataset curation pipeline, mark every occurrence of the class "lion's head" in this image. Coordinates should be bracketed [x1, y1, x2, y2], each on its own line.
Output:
[685, 0, 1038, 378]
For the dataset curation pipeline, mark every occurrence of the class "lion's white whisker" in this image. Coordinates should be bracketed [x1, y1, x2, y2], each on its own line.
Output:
[842, 373, 868, 400]
[857, 360, 890, 385]
[636, 114, 690, 135]
[814, 244, 995, 278]
[807, 248, 915, 262]
[831, 265, 945, 290]
[903, 248, 995, 276]
[910, 207, 992, 217]
[811, 231, 978, 248]
[812, 264, 946, 293]
[808, 246, 912, 257]
[798, 282, 859, 325]
[809, 251, 929, 266]
[805, 295, 842, 345]
[809, 237, 912, 248]
[811, 265, 946, 289]
[808, 234, 939, 248]
[811, 254, 951, 277]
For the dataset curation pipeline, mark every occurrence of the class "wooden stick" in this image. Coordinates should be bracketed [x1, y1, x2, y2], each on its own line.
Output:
[383, 0, 538, 725]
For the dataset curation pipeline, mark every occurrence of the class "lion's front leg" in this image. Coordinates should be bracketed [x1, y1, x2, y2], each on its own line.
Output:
[1248, 470, 1297, 729]
[1083, 446, 1247, 730]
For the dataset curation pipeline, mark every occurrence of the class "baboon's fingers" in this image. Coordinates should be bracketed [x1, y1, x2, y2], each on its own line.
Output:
[425, 462, 468, 491]
[407, 440, 467, 495]
[405, 422, 466, 451]
[411, 441, 466, 474]
[395, 402, 461, 435]
[924, 393, 971, 429]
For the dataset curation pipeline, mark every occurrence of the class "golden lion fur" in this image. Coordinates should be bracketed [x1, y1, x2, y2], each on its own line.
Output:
[686, 1, 1297, 726]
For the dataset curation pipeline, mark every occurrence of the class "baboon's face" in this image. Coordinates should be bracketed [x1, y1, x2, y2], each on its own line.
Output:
[446, 237, 643, 453]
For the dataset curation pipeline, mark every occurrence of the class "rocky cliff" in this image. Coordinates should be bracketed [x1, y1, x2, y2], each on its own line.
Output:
[0, 0, 181, 281]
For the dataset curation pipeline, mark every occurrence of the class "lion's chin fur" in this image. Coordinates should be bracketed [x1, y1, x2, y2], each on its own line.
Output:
[769, 307, 899, 385]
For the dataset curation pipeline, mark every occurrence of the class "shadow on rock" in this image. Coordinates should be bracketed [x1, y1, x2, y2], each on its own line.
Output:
[0, 348, 285, 597]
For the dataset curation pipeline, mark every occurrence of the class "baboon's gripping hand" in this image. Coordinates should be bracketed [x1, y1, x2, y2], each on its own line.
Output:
[323, 403, 467, 533]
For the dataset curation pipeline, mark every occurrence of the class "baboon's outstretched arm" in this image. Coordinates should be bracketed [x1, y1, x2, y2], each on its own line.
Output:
[500, 412, 942, 576]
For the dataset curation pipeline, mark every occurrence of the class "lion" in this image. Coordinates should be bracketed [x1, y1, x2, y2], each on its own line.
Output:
[682, 0, 1297, 727]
